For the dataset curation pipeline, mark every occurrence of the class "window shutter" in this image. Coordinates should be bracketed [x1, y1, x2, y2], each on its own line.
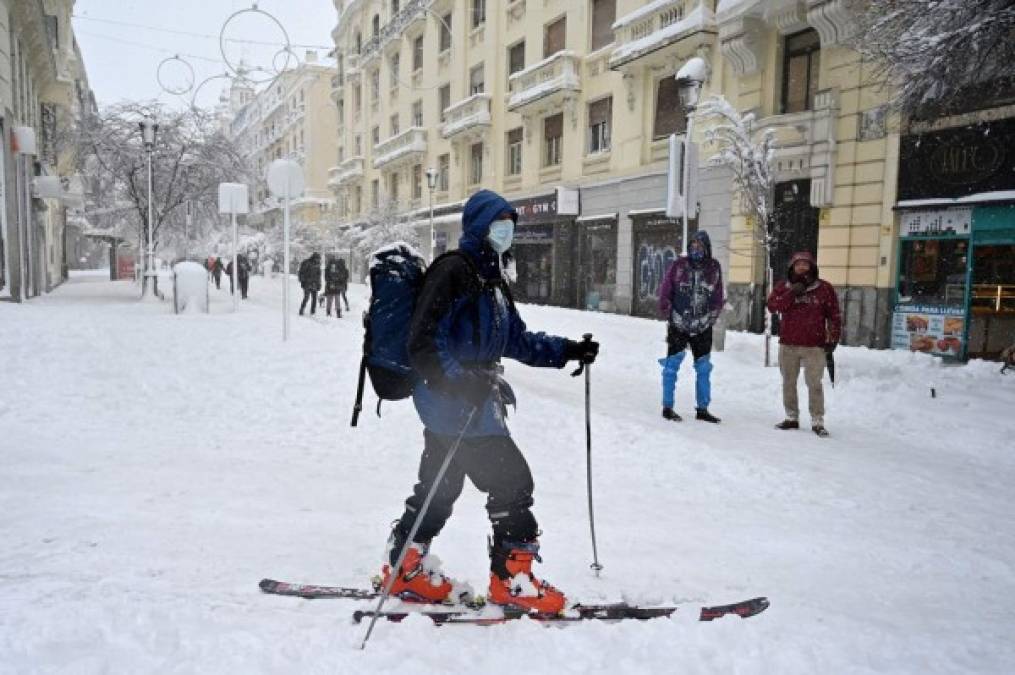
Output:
[544, 18, 566, 58]
[591, 0, 616, 51]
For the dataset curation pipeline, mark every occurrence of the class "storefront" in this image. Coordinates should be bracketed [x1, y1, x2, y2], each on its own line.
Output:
[894, 117, 1015, 361]
[510, 192, 578, 308]
[629, 209, 694, 318]
[575, 213, 618, 312]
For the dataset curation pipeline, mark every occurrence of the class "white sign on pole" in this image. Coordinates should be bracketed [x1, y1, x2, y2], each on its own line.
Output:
[555, 186, 580, 216]
[665, 134, 699, 219]
[266, 160, 305, 341]
[218, 183, 250, 214]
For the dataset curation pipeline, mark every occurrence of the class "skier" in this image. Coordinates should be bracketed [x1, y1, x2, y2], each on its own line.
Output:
[766, 251, 841, 437]
[323, 257, 349, 318]
[298, 252, 322, 316]
[657, 231, 724, 423]
[379, 189, 599, 614]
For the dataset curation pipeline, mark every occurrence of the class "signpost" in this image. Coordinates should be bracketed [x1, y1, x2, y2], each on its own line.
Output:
[218, 183, 249, 313]
[266, 160, 305, 341]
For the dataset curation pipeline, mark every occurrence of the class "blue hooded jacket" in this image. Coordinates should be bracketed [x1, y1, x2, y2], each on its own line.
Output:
[407, 190, 569, 437]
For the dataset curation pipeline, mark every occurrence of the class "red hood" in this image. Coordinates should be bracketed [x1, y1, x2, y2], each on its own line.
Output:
[787, 251, 819, 279]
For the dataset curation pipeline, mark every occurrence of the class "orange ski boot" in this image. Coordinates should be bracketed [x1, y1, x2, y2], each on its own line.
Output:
[379, 539, 470, 605]
[487, 540, 566, 615]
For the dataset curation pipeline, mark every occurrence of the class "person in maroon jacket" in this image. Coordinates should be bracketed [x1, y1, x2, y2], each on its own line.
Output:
[766, 251, 841, 437]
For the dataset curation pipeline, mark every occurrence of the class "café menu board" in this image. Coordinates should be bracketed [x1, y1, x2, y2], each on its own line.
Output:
[891, 305, 965, 357]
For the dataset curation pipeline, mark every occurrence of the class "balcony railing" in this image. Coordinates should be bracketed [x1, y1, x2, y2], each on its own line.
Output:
[360, 0, 430, 63]
[328, 156, 365, 188]
[507, 51, 581, 112]
[440, 94, 492, 139]
[373, 128, 427, 169]
[609, 2, 716, 70]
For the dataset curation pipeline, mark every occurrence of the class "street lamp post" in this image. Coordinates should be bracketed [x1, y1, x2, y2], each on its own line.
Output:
[425, 167, 439, 260]
[138, 116, 159, 297]
[675, 58, 706, 256]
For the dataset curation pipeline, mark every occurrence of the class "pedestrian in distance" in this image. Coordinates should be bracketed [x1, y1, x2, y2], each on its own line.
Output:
[378, 189, 599, 615]
[226, 254, 250, 299]
[298, 252, 322, 316]
[336, 258, 351, 313]
[766, 251, 841, 437]
[323, 257, 349, 318]
[657, 231, 724, 423]
[211, 257, 223, 290]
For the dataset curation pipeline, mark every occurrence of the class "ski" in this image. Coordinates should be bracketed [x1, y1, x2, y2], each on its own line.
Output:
[352, 597, 768, 626]
[259, 578, 377, 600]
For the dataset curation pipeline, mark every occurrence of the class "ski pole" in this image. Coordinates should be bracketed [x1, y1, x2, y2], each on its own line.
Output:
[571, 333, 602, 576]
[360, 406, 478, 650]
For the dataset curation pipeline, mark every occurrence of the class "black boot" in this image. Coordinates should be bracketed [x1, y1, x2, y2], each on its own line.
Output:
[812, 425, 830, 438]
[775, 419, 799, 430]
[696, 408, 721, 423]
[662, 407, 682, 422]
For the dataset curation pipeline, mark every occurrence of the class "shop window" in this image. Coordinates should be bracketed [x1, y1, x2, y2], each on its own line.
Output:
[590, 0, 615, 52]
[544, 113, 563, 167]
[587, 97, 612, 154]
[439, 12, 452, 53]
[471, 0, 486, 28]
[782, 29, 821, 114]
[653, 77, 686, 139]
[413, 35, 424, 71]
[508, 41, 525, 77]
[544, 16, 566, 58]
[972, 245, 1015, 313]
[412, 99, 423, 127]
[897, 239, 968, 308]
[506, 127, 523, 175]
[438, 153, 450, 191]
[439, 84, 451, 121]
[469, 63, 485, 96]
[470, 142, 483, 185]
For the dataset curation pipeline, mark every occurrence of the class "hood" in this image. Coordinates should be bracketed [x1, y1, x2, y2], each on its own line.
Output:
[690, 230, 713, 260]
[458, 189, 517, 278]
[787, 250, 819, 280]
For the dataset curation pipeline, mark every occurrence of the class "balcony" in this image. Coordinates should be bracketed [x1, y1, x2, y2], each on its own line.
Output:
[328, 156, 365, 189]
[360, 0, 431, 63]
[440, 94, 491, 140]
[507, 51, 581, 114]
[373, 128, 427, 169]
[609, 1, 717, 71]
[753, 89, 839, 207]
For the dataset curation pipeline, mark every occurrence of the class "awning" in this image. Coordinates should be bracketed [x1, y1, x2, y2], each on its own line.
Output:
[895, 191, 1015, 209]
[627, 207, 666, 217]
[576, 212, 618, 223]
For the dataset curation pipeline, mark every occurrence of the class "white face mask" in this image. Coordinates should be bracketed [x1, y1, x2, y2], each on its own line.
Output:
[487, 219, 514, 254]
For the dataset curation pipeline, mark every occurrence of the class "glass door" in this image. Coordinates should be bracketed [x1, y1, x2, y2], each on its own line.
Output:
[968, 244, 1015, 359]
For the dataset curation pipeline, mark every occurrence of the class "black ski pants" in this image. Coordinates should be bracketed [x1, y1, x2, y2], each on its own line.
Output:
[667, 324, 713, 359]
[300, 289, 317, 314]
[393, 430, 538, 557]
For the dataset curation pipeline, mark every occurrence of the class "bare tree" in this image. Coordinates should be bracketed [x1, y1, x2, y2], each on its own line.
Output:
[846, 0, 1015, 114]
[70, 101, 251, 293]
[338, 199, 422, 273]
[696, 95, 778, 364]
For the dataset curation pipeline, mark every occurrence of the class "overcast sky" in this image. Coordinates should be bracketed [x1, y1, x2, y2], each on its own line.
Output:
[72, 0, 340, 109]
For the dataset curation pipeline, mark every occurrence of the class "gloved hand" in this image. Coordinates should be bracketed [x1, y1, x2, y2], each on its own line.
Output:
[790, 282, 807, 296]
[564, 338, 600, 365]
[824, 341, 837, 354]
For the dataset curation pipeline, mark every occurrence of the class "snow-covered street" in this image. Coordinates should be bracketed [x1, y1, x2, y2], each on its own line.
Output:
[2, 271, 1014, 674]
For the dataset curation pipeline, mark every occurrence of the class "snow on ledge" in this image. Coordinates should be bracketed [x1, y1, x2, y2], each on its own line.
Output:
[610, 5, 715, 66]
[896, 191, 1015, 209]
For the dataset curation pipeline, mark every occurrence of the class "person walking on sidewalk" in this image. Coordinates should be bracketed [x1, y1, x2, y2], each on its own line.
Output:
[378, 189, 599, 615]
[226, 254, 250, 299]
[211, 257, 223, 290]
[323, 257, 348, 318]
[767, 251, 841, 437]
[298, 252, 321, 316]
[657, 231, 724, 423]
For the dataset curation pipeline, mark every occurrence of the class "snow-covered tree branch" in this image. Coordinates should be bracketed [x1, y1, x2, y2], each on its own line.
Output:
[845, 0, 1015, 114]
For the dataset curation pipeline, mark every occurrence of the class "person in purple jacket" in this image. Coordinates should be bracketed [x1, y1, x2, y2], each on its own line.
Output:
[657, 230, 724, 423]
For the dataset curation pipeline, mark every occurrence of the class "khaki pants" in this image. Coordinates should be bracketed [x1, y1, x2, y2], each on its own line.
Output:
[779, 344, 825, 425]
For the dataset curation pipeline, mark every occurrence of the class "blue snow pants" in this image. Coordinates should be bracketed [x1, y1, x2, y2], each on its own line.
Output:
[659, 326, 713, 410]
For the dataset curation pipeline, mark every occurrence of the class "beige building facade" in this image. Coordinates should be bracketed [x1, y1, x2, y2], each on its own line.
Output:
[327, 0, 1006, 352]
[1, 0, 93, 302]
[227, 53, 338, 239]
